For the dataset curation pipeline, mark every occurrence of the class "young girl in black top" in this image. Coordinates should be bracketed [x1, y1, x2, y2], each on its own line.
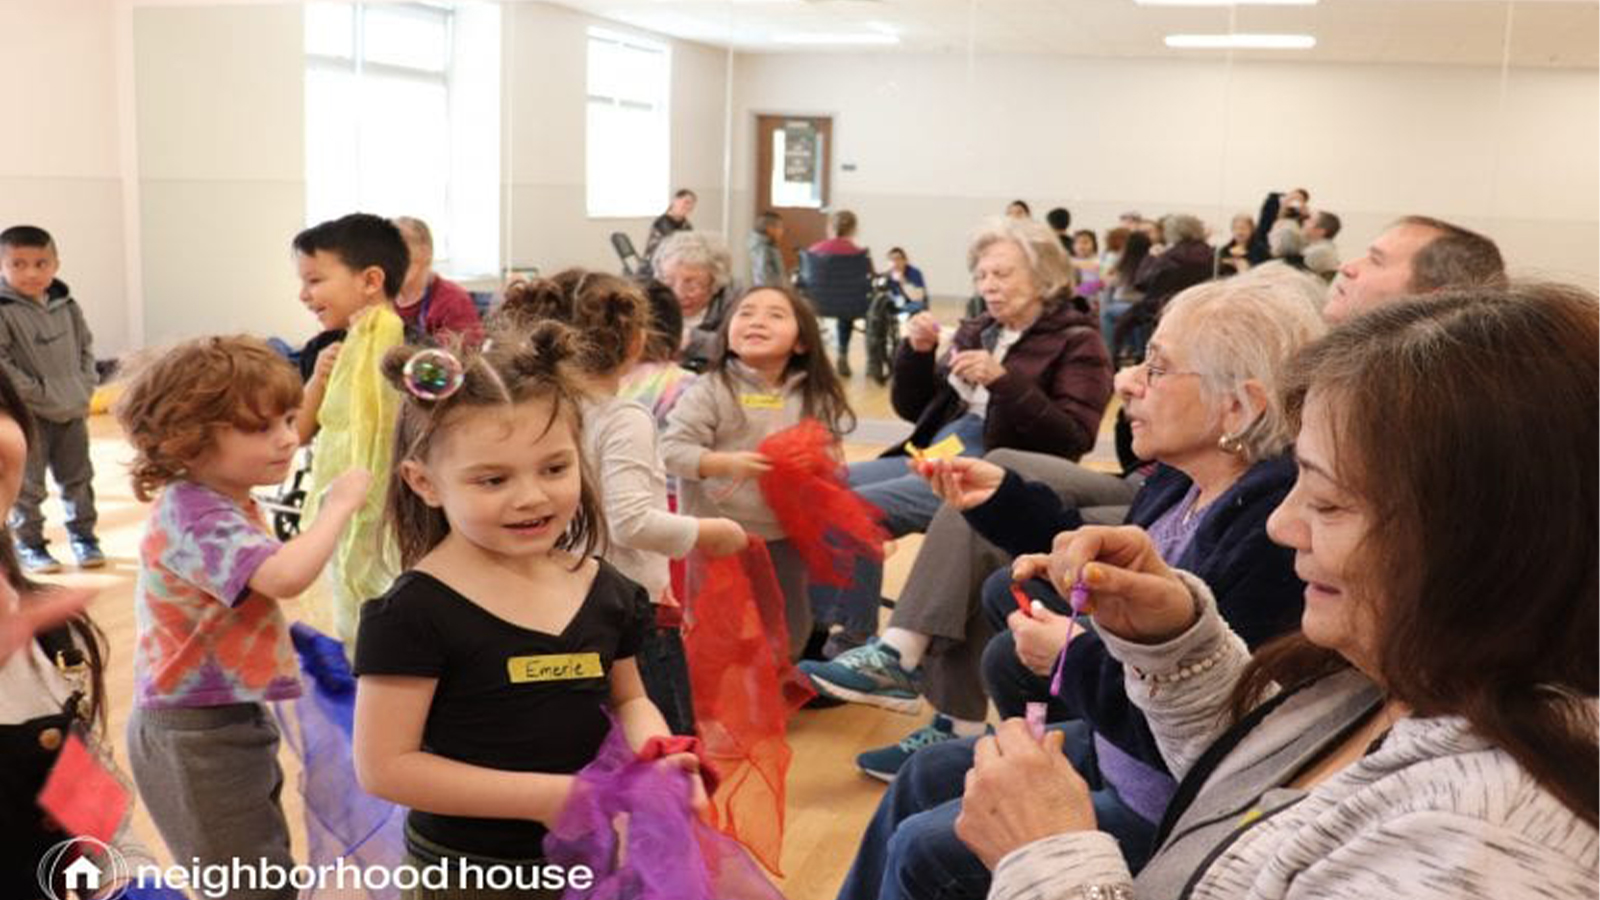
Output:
[352, 324, 703, 899]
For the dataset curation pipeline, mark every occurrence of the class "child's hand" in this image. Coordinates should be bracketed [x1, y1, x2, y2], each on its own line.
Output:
[311, 342, 343, 384]
[0, 582, 93, 666]
[702, 451, 772, 481]
[322, 468, 373, 514]
[695, 517, 748, 557]
[659, 751, 711, 815]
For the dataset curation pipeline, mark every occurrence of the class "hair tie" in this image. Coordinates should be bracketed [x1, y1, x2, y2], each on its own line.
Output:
[402, 348, 466, 400]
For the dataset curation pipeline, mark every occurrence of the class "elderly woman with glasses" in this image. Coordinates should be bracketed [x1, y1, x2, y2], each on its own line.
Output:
[805, 216, 1113, 657]
[960, 285, 1598, 900]
[651, 230, 736, 373]
[823, 274, 1326, 900]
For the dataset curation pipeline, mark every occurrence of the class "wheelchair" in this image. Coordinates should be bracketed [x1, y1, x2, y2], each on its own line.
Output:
[795, 250, 902, 384]
[253, 446, 314, 542]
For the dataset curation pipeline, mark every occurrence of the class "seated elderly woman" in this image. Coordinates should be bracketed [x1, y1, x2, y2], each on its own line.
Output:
[651, 230, 737, 372]
[806, 216, 1113, 656]
[958, 284, 1598, 900]
[824, 274, 1326, 900]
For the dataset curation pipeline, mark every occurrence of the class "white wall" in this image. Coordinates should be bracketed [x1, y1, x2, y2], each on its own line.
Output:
[134, 3, 308, 347]
[730, 51, 1600, 294]
[0, 0, 132, 354]
[503, 2, 729, 276]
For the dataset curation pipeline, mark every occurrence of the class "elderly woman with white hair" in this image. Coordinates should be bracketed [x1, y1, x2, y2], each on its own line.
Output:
[804, 216, 1113, 658]
[651, 230, 736, 372]
[821, 275, 1325, 900]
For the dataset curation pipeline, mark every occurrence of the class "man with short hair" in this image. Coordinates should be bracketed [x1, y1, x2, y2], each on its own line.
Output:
[1324, 215, 1505, 323]
[1302, 210, 1342, 279]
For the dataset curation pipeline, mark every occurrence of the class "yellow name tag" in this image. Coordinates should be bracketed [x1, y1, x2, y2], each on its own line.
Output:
[506, 652, 604, 684]
[740, 393, 785, 410]
[904, 433, 966, 462]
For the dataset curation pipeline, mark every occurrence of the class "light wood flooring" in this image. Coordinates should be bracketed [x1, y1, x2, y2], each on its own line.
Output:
[66, 340, 1120, 900]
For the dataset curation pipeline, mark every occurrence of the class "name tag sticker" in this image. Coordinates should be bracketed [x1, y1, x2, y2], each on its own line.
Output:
[740, 393, 785, 410]
[507, 652, 604, 684]
[905, 433, 966, 461]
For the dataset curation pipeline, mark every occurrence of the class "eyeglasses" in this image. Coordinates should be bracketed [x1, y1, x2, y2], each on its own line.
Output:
[1136, 359, 1202, 388]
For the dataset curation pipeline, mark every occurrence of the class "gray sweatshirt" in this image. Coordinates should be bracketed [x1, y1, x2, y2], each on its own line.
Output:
[989, 571, 1598, 900]
[659, 361, 810, 540]
[581, 394, 700, 602]
[0, 279, 97, 422]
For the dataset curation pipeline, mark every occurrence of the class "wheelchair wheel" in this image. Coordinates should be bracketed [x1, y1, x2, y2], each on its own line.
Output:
[270, 489, 305, 542]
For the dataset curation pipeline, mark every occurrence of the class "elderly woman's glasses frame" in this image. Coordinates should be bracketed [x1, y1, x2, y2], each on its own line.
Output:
[1137, 359, 1202, 388]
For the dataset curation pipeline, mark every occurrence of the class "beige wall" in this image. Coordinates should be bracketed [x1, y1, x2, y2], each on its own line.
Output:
[730, 51, 1600, 294]
[502, 2, 730, 277]
[134, 3, 308, 348]
[0, 0, 132, 354]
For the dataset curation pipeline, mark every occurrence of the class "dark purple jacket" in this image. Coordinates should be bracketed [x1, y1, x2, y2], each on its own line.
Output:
[889, 296, 1112, 460]
[1133, 238, 1216, 309]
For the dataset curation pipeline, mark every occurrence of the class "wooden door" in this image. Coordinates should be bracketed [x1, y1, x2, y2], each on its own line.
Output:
[755, 115, 832, 273]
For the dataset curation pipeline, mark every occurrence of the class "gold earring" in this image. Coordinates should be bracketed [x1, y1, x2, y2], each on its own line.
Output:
[1218, 432, 1244, 455]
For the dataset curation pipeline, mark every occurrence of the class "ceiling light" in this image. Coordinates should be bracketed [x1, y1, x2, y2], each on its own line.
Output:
[1164, 33, 1317, 49]
[1137, 0, 1317, 6]
[772, 32, 901, 45]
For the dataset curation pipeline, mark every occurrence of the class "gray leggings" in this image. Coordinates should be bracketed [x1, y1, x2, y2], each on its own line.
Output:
[127, 703, 296, 900]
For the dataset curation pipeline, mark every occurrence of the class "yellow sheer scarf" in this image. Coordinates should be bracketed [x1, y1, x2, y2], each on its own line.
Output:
[301, 303, 403, 646]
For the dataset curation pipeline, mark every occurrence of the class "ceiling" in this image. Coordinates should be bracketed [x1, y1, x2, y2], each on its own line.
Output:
[541, 0, 1600, 67]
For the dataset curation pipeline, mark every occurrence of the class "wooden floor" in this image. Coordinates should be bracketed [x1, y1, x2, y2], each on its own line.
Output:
[70, 333, 1120, 899]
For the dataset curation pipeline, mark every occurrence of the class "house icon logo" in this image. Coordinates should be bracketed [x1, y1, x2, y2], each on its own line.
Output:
[37, 837, 130, 900]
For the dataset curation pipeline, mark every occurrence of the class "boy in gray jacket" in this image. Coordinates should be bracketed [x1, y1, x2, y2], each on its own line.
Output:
[0, 226, 102, 572]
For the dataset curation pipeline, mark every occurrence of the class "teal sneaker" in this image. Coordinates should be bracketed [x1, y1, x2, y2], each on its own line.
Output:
[797, 639, 922, 715]
[856, 715, 959, 782]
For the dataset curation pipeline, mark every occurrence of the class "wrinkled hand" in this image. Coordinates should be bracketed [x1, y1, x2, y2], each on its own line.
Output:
[950, 350, 1006, 387]
[906, 313, 941, 353]
[1012, 526, 1196, 644]
[917, 456, 1005, 511]
[956, 721, 1097, 869]
[696, 517, 748, 557]
[1007, 605, 1078, 677]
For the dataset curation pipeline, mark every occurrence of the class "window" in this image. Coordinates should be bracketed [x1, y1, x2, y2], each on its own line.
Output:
[305, 2, 500, 275]
[586, 28, 670, 219]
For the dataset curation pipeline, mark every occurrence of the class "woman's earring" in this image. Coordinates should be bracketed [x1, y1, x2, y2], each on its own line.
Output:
[1217, 432, 1245, 455]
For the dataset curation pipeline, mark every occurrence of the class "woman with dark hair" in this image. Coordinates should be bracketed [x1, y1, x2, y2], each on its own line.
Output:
[1101, 230, 1151, 352]
[958, 284, 1599, 900]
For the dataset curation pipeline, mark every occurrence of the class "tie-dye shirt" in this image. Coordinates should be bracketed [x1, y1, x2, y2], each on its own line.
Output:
[133, 481, 301, 708]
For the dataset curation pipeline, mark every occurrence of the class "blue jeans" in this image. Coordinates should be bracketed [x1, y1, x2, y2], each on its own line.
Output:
[810, 415, 986, 636]
[835, 721, 1156, 900]
[637, 623, 695, 736]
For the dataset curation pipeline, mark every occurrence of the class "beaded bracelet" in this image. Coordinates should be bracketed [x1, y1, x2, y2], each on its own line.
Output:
[1131, 640, 1229, 688]
[1069, 884, 1135, 900]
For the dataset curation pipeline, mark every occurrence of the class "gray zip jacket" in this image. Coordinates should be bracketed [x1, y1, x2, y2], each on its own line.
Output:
[0, 279, 97, 422]
[989, 571, 1598, 900]
[659, 360, 810, 540]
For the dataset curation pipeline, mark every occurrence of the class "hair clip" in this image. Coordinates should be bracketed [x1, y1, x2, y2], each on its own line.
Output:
[402, 348, 466, 401]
